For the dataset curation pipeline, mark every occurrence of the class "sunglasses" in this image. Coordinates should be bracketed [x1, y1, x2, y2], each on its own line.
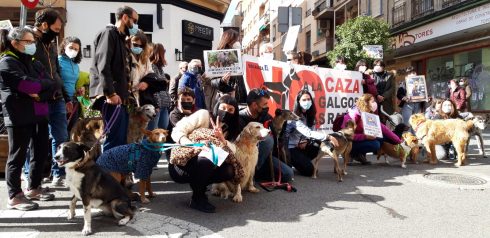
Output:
[132, 43, 142, 48]
[128, 16, 138, 24]
[257, 89, 267, 96]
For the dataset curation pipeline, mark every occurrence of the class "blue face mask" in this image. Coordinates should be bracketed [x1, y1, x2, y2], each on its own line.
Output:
[300, 100, 312, 110]
[131, 47, 143, 55]
[128, 23, 139, 36]
[23, 43, 36, 55]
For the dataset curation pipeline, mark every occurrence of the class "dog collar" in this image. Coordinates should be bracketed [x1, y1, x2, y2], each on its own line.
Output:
[414, 121, 425, 132]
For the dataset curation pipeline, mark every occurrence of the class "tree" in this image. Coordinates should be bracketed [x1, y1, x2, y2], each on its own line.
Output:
[326, 16, 391, 69]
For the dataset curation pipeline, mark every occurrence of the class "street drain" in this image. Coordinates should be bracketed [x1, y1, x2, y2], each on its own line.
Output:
[424, 173, 487, 185]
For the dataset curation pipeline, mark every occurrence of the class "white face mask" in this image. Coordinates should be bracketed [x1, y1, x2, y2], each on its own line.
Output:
[374, 66, 383, 73]
[442, 104, 452, 113]
[65, 47, 78, 59]
[335, 63, 347, 70]
[232, 41, 241, 50]
[459, 82, 465, 86]
[358, 66, 367, 73]
[262, 53, 273, 60]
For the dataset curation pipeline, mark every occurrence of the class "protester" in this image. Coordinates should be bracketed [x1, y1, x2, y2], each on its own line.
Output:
[147, 43, 171, 130]
[169, 87, 197, 130]
[178, 59, 206, 109]
[90, 6, 138, 151]
[356, 59, 377, 97]
[333, 56, 347, 70]
[448, 79, 467, 111]
[1, 27, 56, 210]
[169, 94, 242, 213]
[285, 90, 338, 176]
[372, 60, 396, 115]
[169, 61, 188, 103]
[425, 98, 444, 120]
[399, 66, 422, 127]
[239, 89, 294, 182]
[58, 36, 82, 140]
[259, 42, 273, 60]
[460, 77, 472, 112]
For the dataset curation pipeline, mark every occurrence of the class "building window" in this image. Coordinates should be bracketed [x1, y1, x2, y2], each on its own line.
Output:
[306, 31, 311, 53]
[392, 1, 406, 27]
[371, 0, 382, 17]
[412, 0, 434, 20]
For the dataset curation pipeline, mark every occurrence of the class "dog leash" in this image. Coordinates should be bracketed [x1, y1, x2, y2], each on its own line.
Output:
[141, 141, 219, 166]
[101, 104, 121, 136]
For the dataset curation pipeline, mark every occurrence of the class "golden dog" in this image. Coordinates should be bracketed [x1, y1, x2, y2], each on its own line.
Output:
[212, 122, 270, 202]
[409, 113, 471, 166]
[376, 132, 420, 168]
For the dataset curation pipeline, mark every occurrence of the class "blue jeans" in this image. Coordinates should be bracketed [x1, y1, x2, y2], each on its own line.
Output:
[256, 134, 293, 183]
[102, 103, 129, 152]
[351, 138, 383, 157]
[402, 102, 421, 130]
[147, 107, 169, 130]
[48, 100, 68, 178]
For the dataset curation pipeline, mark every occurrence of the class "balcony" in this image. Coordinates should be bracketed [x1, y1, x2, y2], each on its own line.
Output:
[258, 10, 270, 32]
[312, 0, 334, 19]
[442, 0, 469, 8]
[392, 3, 407, 27]
[412, 0, 434, 20]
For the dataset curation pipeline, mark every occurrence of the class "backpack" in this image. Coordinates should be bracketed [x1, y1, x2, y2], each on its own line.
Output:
[332, 112, 347, 132]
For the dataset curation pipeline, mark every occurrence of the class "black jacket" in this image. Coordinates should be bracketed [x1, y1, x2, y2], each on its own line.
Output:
[138, 73, 165, 108]
[0, 50, 55, 126]
[89, 25, 130, 100]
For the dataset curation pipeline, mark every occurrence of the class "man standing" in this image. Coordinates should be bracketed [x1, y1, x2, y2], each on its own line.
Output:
[33, 8, 69, 187]
[169, 61, 188, 103]
[90, 6, 139, 151]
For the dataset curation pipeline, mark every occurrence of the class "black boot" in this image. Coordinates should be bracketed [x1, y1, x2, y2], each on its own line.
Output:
[189, 194, 216, 213]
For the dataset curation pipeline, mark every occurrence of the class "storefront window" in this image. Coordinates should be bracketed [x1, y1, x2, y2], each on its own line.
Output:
[426, 47, 490, 111]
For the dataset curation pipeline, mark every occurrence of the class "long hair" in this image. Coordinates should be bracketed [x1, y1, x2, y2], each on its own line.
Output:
[59, 36, 82, 64]
[293, 89, 317, 127]
[149, 43, 167, 68]
[130, 31, 150, 65]
[213, 94, 240, 141]
[438, 99, 459, 119]
[217, 29, 239, 50]
[356, 93, 374, 113]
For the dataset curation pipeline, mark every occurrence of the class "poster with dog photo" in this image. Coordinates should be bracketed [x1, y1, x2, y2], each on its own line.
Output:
[406, 75, 428, 102]
[361, 112, 383, 138]
[203, 49, 243, 77]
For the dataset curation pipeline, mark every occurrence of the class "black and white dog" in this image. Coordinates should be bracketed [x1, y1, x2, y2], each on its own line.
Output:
[55, 142, 135, 236]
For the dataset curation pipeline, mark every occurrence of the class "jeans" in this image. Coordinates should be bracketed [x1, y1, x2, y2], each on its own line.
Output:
[48, 100, 68, 178]
[289, 147, 315, 177]
[147, 107, 169, 130]
[351, 138, 383, 157]
[6, 122, 50, 199]
[256, 135, 293, 183]
[402, 102, 421, 130]
[102, 103, 129, 152]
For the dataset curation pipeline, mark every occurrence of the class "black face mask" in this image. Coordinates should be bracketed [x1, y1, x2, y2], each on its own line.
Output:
[259, 107, 269, 118]
[181, 101, 193, 111]
[41, 28, 59, 44]
[217, 109, 232, 122]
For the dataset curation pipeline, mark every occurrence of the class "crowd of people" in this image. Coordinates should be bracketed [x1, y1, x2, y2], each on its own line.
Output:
[0, 5, 475, 214]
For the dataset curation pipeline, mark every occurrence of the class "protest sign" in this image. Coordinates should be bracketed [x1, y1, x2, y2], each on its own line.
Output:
[243, 54, 364, 133]
[283, 25, 301, 53]
[203, 49, 242, 77]
[363, 45, 383, 59]
[0, 20, 13, 30]
[360, 112, 383, 138]
[405, 75, 428, 102]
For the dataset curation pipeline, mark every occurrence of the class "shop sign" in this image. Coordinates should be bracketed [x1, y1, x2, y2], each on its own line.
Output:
[392, 3, 490, 49]
[182, 20, 213, 41]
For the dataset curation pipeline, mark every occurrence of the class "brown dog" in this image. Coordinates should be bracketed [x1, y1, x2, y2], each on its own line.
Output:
[376, 132, 420, 168]
[311, 120, 355, 181]
[70, 117, 104, 148]
[271, 109, 300, 165]
[127, 104, 157, 143]
[409, 113, 471, 166]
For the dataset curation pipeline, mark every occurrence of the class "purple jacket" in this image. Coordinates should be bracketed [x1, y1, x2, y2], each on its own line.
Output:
[341, 107, 401, 144]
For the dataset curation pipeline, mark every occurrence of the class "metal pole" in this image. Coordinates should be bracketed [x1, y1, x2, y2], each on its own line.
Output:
[20, 4, 28, 28]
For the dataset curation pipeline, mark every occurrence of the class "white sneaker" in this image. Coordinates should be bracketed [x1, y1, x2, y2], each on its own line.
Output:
[51, 177, 64, 187]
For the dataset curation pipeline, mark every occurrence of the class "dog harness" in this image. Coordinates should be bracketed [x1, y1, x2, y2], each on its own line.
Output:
[414, 121, 427, 140]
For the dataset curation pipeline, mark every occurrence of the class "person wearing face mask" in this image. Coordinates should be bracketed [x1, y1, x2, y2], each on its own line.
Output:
[90, 6, 139, 151]
[284, 90, 339, 176]
[259, 43, 274, 60]
[238, 89, 294, 183]
[333, 56, 347, 71]
[398, 67, 423, 128]
[448, 79, 467, 111]
[0, 27, 57, 210]
[33, 8, 73, 186]
[372, 60, 396, 116]
[460, 77, 472, 112]
[341, 94, 403, 165]
[128, 32, 156, 108]
[179, 59, 206, 109]
[58, 37, 83, 141]
[169, 61, 188, 104]
[356, 59, 377, 97]
[169, 95, 241, 213]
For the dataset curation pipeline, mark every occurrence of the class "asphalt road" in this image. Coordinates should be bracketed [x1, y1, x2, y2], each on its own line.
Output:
[1, 130, 489, 238]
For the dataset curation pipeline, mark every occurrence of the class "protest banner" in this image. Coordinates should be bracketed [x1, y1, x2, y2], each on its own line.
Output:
[405, 75, 428, 102]
[203, 49, 242, 77]
[362, 45, 383, 59]
[360, 112, 383, 138]
[243, 54, 364, 133]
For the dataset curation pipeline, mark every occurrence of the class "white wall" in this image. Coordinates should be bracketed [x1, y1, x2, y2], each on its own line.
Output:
[65, 1, 222, 77]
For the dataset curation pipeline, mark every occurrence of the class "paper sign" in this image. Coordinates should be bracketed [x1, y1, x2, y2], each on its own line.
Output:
[203, 49, 243, 77]
[283, 25, 301, 52]
[361, 112, 382, 138]
[362, 45, 383, 59]
[405, 75, 428, 102]
[0, 20, 13, 30]
[198, 146, 229, 166]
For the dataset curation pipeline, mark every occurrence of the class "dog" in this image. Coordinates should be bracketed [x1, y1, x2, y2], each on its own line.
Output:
[409, 113, 471, 166]
[97, 128, 168, 204]
[393, 123, 410, 140]
[380, 105, 403, 131]
[376, 132, 420, 168]
[271, 109, 300, 164]
[55, 142, 135, 236]
[465, 115, 487, 158]
[212, 122, 270, 202]
[127, 104, 157, 143]
[70, 117, 104, 148]
[311, 119, 355, 182]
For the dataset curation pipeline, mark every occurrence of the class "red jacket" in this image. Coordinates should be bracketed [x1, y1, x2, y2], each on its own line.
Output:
[450, 87, 466, 110]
